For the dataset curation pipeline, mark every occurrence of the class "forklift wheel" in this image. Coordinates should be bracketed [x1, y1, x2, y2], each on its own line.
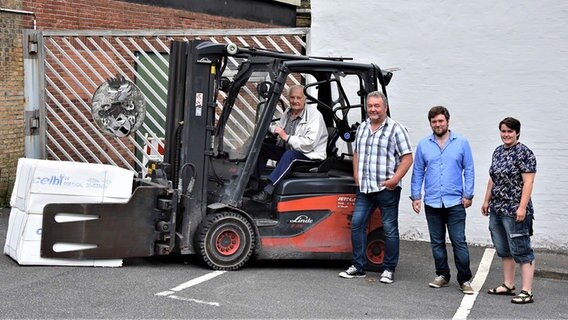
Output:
[197, 212, 255, 271]
[365, 228, 385, 272]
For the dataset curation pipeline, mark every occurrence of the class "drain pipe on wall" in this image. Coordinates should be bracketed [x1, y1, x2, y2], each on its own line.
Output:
[0, 7, 36, 29]
[2, 7, 43, 158]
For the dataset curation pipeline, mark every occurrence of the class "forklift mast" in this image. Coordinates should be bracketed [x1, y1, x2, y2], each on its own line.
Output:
[164, 40, 226, 253]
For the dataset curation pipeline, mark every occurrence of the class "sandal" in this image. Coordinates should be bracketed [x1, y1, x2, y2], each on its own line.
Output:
[511, 290, 534, 304]
[487, 283, 516, 295]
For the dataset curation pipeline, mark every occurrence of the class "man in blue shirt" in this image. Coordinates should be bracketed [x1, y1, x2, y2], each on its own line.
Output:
[410, 106, 475, 294]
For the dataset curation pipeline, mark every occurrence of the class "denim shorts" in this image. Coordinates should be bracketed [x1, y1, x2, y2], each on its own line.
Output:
[489, 213, 534, 264]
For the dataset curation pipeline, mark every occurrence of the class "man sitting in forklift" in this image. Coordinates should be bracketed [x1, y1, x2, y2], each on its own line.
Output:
[250, 85, 328, 203]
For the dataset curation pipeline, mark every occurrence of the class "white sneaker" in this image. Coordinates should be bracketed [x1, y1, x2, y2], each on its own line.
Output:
[380, 270, 394, 284]
[429, 275, 449, 288]
[339, 265, 366, 279]
[460, 281, 474, 294]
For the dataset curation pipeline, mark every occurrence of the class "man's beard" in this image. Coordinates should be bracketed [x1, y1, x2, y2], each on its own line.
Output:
[434, 128, 448, 137]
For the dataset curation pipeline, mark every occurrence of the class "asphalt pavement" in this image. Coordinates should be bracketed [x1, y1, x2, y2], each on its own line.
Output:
[2, 206, 566, 281]
[1, 206, 567, 319]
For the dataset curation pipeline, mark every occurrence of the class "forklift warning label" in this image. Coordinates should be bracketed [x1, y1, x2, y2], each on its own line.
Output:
[337, 196, 356, 209]
[195, 93, 203, 116]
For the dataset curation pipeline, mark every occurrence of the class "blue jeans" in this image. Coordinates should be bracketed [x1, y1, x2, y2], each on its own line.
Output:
[351, 187, 401, 272]
[254, 143, 314, 190]
[424, 204, 472, 284]
[489, 213, 534, 264]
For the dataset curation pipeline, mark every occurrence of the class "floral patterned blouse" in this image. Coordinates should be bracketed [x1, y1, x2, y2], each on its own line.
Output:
[489, 142, 537, 217]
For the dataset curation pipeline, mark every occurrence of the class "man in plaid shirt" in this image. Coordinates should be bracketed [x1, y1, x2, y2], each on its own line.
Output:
[339, 91, 413, 284]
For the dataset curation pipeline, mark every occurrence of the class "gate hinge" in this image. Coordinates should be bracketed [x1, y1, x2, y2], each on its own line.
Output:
[25, 110, 40, 135]
[27, 33, 38, 54]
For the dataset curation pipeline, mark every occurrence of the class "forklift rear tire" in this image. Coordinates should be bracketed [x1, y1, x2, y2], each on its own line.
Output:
[197, 211, 255, 271]
[365, 228, 385, 272]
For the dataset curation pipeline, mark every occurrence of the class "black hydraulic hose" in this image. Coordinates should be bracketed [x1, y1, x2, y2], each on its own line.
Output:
[171, 122, 183, 188]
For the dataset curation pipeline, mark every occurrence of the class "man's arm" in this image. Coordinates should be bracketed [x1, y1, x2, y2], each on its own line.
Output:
[410, 143, 424, 200]
[287, 109, 326, 153]
[383, 153, 413, 190]
[270, 108, 288, 135]
[410, 143, 425, 213]
[353, 152, 359, 186]
[462, 139, 475, 200]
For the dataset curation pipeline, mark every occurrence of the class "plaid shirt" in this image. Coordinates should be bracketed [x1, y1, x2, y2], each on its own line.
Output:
[354, 117, 413, 193]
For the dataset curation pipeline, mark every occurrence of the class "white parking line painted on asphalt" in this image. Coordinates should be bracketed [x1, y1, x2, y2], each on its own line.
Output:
[452, 248, 496, 320]
[155, 270, 226, 297]
[168, 295, 221, 306]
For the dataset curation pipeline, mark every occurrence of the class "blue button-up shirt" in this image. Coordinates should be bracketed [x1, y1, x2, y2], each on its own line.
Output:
[410, 131, 474, 208]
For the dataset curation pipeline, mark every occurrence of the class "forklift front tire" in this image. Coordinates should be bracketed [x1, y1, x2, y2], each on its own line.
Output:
[197, 211, 255, 271]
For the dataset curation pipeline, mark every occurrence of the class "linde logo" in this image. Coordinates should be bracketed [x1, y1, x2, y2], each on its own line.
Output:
[337, 196, 356, 202]
[288, 215, 313, 224]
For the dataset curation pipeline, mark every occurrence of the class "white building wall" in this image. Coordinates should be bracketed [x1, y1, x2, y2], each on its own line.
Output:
[311, 0, 568, 251]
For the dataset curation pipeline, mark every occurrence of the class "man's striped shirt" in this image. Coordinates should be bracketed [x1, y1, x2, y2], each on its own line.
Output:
[354, 117, 413, 193]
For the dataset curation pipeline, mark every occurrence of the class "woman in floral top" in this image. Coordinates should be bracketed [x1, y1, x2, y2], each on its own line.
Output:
[481, 117, 537, 304]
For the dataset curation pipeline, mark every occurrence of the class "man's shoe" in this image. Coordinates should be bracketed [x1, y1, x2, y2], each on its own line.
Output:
[380, 270, 394, 284]
[460, 281, 474, 295]
[338, 265, 366, 279]
[252, 190, 271, 203]
[244, 179, 259, 196]
[429, 275, 449, 288]
[244, 187, 258, 197]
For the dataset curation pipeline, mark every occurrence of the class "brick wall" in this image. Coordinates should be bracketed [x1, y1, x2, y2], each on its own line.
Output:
[0, 0, 289, 205]
[23, 0, 277, 30]
[0, 0, 27, 206]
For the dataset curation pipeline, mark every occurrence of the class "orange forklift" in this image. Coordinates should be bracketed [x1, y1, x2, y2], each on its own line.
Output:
[41, 40, 393, 271]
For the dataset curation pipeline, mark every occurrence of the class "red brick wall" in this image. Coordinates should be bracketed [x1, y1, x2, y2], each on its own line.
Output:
[0, 0, 287, 205]
[0, 1, 27, 206]
[24, 0, 277, 29]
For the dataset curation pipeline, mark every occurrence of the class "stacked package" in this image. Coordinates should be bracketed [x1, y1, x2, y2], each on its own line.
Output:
[4, 158, 134, 267]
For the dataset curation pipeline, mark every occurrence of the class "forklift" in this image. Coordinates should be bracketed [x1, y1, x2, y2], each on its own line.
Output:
[40, 40, 394, 271]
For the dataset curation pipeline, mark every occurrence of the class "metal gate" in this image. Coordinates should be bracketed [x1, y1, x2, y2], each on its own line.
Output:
[24, 28, 310, 173]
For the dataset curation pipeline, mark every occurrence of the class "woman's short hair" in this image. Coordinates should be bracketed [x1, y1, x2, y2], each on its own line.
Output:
[499, 117, 521, 138]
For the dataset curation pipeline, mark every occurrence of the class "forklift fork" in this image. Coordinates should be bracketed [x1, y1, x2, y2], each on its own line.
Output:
[41, 186, 171, 259]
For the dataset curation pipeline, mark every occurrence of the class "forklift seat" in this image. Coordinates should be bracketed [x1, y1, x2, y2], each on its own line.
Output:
[291, 126, 339, 175]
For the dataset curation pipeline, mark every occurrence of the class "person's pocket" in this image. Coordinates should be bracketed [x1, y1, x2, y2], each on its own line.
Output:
[509, 219, 531, 256]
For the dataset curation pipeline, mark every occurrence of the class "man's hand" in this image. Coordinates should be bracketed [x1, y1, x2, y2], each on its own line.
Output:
[462, 198, 472, 209]
[381, 178, 398, 190]
[274, 126, 289, 141]
[412, 199, 421, 214]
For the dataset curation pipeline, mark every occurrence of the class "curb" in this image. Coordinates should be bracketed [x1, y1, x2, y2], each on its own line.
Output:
[535, 269, 568, 281]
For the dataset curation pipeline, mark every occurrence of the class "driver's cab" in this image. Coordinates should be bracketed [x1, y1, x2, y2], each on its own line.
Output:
[211, 56, 391, 210]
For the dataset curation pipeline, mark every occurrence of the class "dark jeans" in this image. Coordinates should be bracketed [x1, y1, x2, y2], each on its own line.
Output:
[424, 204, 472, 284]
[254, 143, 314, 192]
[351, 187, 401, 272]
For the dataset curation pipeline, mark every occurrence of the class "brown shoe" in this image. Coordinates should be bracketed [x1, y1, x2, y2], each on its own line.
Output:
[460, 281, 474, 295]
